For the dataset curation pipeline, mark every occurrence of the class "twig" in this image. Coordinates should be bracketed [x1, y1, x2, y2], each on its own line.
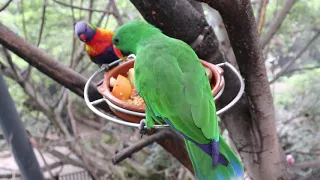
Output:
[69, 0, 76, 68]
[110, 0, 124, 25]
[37, 149, 55, 180]
[269, 31, 320, 84]
[1, 47, 20, 79]
[24, 0, 47, 81]
[71, 43, 86, 69]
[37, 0, 47, 47]
[19, 0, 28, 40]
[260, 0, 297, 48]
[78, 60, 92, 74]
[52, 0, 112, 14]
[48, 149, 85, 168]
[112, 129, 172, 165]
[87, 0, 93, 23]
[256, 0, 269, 36]
[96, 1, 112, 27]
[279, 66, 320, 77]
[78, 0, 84, 17]
[67, 91, 78, 136]
[52, 87, 66, 108]
[0, 0, 12, 12]
[293, 160, 320, 169]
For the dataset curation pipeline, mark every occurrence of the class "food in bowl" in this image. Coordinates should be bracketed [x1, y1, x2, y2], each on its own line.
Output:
[109, 67, 213, 107]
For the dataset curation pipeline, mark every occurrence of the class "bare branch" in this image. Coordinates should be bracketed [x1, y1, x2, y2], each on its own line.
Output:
[269, 31, 320, 84]
[48, 149, 85, 168]
[37, 149, 55, 180]
[260, 0, 297, 48]
[52, 87, 67, 108]
[256, 0, 269, 36]
[279, 66, 320, 77]
[87, 0, 94, 23]
[23, 0, 47, 81]
[1, 47, 20, 80]
[67, 91, 78, 136]
[96, 1, 112, 27]
[36, 0, 47, 47]
[19, 0, 28, 40]
[110, 0, 124, 25]
[71, 43, 86, 69]
[112, 129, 173, 165]
[0, 0, 12, 12]
[69, 0, 76, 68]
[52, 0, 112, 14]
[0, 23, 105, 102]
[293, 160, 320, 169]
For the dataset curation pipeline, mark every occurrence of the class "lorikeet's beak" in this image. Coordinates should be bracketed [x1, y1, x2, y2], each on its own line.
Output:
[113, 45, 127, 61]
[80, 34, 86, 42]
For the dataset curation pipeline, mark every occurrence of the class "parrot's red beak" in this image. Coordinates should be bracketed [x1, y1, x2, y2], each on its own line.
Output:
[113, 45, 127, 61]
[80, 34, 86, 42]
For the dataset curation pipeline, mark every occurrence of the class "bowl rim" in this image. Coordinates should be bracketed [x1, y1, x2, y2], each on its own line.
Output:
[99, 59, 224, 113]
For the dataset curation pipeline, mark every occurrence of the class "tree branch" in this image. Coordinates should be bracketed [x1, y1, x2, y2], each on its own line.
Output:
[19, 0, 28, 40]
[260, 0, 297, 48]
[112, 129, 172, 165]
[269, 30, 320, 84]
[52, 0, 112, 14]
[0, 23, 104, 102]
[256, 0, 269, 36]
[110, 0, 124, 25]
[87, 0, 94, 22]
[96, 1, 112, 27]
[36, 0, 47, 47]
[293, 160, 320, 169]
[0, 0, 12, 12]
[196, 1, 290, 179]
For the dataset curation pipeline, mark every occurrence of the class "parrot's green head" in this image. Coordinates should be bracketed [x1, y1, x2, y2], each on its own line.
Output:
[112, 21, 161, 60]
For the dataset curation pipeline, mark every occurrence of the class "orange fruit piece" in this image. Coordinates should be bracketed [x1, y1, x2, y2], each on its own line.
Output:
[111, 75, 132, 101]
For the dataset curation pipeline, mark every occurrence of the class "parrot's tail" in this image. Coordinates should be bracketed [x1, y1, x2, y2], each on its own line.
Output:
[185, 135, 244, 180]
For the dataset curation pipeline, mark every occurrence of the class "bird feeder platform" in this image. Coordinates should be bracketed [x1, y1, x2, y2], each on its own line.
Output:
[84, 57, 244, 129]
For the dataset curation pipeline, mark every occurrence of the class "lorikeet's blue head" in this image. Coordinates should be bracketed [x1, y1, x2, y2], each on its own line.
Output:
[75, 21, 96, 43]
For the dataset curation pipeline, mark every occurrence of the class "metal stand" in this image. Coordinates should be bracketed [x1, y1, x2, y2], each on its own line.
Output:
[84, 61, 244, 129]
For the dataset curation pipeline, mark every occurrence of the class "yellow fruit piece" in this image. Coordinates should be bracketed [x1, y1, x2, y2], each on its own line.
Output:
[111, 75, 132, 101]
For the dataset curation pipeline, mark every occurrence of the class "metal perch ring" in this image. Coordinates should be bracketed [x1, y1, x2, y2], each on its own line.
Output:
[84, 60, 245, 129]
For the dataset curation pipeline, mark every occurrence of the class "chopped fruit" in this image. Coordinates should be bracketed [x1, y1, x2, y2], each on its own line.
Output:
[111, 75, 132, 101]
[110, 77, 117, 87]
[110, 67, 213, 107]
[127, 68, 135, 88]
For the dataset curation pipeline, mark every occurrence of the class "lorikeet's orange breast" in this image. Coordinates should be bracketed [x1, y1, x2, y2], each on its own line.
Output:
[86, 28, 114, 57]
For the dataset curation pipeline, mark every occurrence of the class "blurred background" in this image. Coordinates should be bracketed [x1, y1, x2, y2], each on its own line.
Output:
[0, 0, 319, 179]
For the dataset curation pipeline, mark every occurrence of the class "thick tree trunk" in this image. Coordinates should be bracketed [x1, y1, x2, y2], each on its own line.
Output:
[131, 0, 290, 179]
[197, 1, 290, 179]
[0, 22, 193, 173]
[130, 0, 223, 62]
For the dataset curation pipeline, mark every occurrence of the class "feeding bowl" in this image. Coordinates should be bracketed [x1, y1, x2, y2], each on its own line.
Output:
[97, 60, 225, 123]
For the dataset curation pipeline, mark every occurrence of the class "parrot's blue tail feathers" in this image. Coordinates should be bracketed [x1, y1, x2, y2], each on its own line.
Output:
[184, 135, 244, 180]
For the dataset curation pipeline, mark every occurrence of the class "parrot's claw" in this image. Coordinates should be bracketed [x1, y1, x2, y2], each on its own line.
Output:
[139, 119, 147, 138]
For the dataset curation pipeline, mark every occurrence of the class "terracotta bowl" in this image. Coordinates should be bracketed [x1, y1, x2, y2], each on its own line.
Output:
[97, 60, 224, 123]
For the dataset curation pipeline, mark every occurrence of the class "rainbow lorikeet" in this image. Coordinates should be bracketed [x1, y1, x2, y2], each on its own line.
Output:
[112, 21, 244, 180]
[75, 21, 119, 65]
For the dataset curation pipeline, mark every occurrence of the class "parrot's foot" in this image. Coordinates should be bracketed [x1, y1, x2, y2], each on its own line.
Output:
[139, 119, 147, 138]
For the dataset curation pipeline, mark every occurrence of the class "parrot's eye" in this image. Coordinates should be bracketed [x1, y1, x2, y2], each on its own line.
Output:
[114, 38, 120, 43]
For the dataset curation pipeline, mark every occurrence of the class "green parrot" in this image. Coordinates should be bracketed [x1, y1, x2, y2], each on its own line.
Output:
[112, 21, 244, 180]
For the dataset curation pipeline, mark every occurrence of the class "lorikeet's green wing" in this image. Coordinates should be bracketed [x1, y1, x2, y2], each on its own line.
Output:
[134, 40, 219, 144]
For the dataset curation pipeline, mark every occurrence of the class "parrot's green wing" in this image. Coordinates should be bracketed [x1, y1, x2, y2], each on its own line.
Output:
[134, 39, 219, 143]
